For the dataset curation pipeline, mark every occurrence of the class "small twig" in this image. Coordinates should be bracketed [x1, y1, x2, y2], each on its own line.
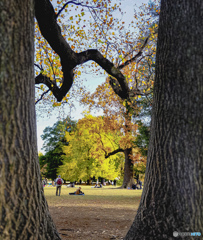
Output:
[34, 63, 43, 70]
[118, 36, 149, 70]
[35, 89, 50, 105]
[56, 0, 102, 19]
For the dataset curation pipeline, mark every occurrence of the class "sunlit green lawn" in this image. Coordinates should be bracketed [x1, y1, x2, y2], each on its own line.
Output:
[44, 185, 143, 209]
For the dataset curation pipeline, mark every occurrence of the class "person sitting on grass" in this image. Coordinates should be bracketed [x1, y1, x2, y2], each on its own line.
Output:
[75, 187, 84, 195]
[94, 183, 102, 188]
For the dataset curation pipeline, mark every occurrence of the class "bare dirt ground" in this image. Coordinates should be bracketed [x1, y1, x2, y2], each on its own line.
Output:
[49, 205, 136, 240]
[46, 186, 142, 240]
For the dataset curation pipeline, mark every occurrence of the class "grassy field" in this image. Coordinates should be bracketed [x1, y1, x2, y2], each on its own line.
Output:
[44, 185, 142, 240]
[45, 185, 142, 208]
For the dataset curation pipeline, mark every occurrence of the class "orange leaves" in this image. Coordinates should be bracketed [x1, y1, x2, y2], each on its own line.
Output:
[119, 134, 134, 149]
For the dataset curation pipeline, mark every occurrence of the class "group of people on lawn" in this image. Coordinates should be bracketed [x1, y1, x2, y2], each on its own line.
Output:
[51, 175, 142, 196]
[94, 183, 102, 188]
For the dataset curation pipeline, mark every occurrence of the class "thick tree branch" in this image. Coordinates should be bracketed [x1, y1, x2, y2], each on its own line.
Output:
[109, 77, 144, 98]
[34, 0, 130, 101]
[107, 37, 150, 98]
[35, 73, 73, 102]
[109, 77, 126, 98]
[77, 49, 129, 99]
[105, 148, 125, 158]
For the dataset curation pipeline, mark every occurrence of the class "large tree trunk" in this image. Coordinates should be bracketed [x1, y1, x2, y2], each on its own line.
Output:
[125, 1, 203, 239]
[0, 1, 60, 239]
[122, 148, 135, 188]
[122, 109, 135, 189]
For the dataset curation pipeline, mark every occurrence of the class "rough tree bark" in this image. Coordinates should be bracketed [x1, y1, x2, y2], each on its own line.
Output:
[0, 1, 60, 239]
[125, 0, 203, 239]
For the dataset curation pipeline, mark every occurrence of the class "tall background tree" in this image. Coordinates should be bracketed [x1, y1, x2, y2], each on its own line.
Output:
[125, 0, 203, 239]
[39, 117, 76, 180]
[59, 115, 123, 182]
[81, 82, 151, 187]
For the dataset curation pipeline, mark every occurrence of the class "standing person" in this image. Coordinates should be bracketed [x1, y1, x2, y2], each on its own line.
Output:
[56, 175, 63, 196]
